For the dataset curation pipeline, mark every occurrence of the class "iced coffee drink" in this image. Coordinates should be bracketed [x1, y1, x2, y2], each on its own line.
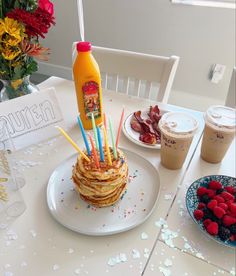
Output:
[159, 112, 198, 170]
[201, 105, 236, 163]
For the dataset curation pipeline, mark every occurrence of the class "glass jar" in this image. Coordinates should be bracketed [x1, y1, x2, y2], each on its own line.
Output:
[0, 75, 39, 102]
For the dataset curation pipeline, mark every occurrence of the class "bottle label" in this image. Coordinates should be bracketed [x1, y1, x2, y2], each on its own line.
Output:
[82, 81, 101, 119]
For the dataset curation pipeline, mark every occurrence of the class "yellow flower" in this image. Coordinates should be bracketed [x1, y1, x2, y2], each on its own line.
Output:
[11, 79, 23, 90]
[0, 17, 24, 46]
[1, 45, 21, 60]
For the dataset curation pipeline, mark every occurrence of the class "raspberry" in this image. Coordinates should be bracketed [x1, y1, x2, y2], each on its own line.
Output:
[213, 207, 226, 219]
[208, 180, 222, 190]
[229, 203, 236, 214]
[225, 186, 236, 194]
[203, 219, 212, 228]
[197, 186, 208, 197]
[200, 194, 210, 204]
[206, 189, 216, 198]
[197, 202, 206, 209]
[229, 223, 236, 234]
[218, 203, 228, 211]
[194, 209, 204, 220]
[218, 226, 231, 241]
[207, 200, 218, 211]
[213, 195, 225, 204]
[221, 192, 234, 202]
[222, 215, 236, 227]
[206, 222, 218, 235]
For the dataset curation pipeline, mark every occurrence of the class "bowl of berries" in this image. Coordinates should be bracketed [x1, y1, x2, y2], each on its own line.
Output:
[186, 175, 236, 248]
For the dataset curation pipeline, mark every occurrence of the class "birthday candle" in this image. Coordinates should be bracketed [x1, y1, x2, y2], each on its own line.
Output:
[108, 118, 117, 159]
[55, 126, 90, 162]
[102, 126, 112, 166]
[77, 115, 91, 155]
[88, 134, 100, 168]
[115, 107, 125, 149]
[103, 113, 107, 130]
[96, 126, 104, 162]
[91, 113, 99, 150]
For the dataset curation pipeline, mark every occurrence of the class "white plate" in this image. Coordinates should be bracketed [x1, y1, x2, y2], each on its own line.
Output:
[122, 110, 166, 149]
[47, 148, 160, 236]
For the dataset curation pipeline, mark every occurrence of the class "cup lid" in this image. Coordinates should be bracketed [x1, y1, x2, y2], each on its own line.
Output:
[159, 112, 198, 134]
[205, 105, 236, 128]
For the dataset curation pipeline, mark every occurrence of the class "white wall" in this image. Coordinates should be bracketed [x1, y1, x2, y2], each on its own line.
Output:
[40, 0, 235, 109]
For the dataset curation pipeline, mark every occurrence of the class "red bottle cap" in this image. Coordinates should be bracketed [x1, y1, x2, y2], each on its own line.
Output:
[76, 42, 91, 52]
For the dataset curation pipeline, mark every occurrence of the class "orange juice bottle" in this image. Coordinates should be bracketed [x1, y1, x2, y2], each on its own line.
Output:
[73, 41, 103, 130]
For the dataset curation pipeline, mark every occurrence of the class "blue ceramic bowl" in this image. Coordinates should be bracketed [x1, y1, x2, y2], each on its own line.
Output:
[186, 175, 236, 248]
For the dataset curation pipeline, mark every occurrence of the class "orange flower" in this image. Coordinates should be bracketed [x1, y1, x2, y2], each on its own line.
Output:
[21, 39, 50, 61]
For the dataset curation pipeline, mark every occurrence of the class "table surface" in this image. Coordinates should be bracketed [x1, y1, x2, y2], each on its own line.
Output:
[0, 77, 235, 276]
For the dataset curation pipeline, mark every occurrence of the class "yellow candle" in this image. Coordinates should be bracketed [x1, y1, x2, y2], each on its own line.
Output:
[56, 126, 90, 162]
[102, 126, 112, 166]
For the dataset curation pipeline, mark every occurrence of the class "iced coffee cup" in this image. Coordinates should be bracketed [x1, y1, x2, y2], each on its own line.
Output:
[200, 105, 236, 163]
[159, 112, 198, 170]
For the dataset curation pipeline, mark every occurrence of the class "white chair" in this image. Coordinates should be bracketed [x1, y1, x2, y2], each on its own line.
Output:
[225, 67, 236, 108]
[72, 43, 179, 103]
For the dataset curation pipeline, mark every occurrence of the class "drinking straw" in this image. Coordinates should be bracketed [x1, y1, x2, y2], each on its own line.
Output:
[108, 117, 117, 159]
[102, 126, 112, 166]
[76, 0, 85, 41]
[103, 113, 107, 130]
[55, 126, 90, 162]
[91, 113, 99, 150]
[96, 126, 104, 162]
[115, 107, 125, 149]
[88, 134, 100, 168]
[77, 115, 91, 156]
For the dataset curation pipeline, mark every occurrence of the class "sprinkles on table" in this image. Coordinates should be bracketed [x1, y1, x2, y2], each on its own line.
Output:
[0, 184, 8, 202]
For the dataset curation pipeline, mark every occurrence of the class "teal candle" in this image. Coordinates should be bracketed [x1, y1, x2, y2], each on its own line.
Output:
[91, 113, 99, 150]
[109, 118, 117, 159]
[77, 115, 91, 155]
[96, 126, 104, 162]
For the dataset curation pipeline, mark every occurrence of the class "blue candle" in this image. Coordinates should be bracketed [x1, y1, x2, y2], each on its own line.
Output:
[77, 115, 91, 156]
[96, 126, 104, 162]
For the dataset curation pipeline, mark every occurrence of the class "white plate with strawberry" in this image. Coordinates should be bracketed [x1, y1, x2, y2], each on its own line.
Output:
[122, 105, 167, 149]
[186, 175, 236, 248]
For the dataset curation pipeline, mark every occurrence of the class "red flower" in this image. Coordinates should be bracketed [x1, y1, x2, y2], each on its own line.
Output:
[7, 8, 55, 38]
[38, 0, 54, 16]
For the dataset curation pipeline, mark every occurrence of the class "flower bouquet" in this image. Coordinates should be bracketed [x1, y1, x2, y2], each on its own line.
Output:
[0, 0, 55, 100]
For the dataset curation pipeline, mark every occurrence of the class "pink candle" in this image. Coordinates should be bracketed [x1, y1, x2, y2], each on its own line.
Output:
[88, 134, 100, 169]
[103, 113, 107, 130]
[115, 107, 125, 149]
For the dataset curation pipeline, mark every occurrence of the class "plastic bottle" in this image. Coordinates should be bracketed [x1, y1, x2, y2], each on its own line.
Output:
[73, 41, 103, 130]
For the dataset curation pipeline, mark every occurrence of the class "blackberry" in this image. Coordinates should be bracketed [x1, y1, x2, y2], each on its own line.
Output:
[203, 208, 221, 224]
[216, 188, 224, 195]
[218, 226, 231, 241]
[229, 223, 236, 234]
[201, 194, 210, 204]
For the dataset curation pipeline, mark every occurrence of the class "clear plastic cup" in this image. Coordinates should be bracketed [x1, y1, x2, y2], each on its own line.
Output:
[201, 105, 236, 163]
[0, 122, 26, 229]
[159, 112, 198, 170]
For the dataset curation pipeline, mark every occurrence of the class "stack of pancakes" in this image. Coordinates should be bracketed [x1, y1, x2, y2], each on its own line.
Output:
[72, 148, 128, 207]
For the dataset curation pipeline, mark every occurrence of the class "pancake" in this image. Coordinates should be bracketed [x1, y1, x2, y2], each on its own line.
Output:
[72, 148, 128, 207]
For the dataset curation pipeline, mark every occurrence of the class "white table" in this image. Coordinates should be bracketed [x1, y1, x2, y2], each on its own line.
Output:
[0, 77, 235, 276]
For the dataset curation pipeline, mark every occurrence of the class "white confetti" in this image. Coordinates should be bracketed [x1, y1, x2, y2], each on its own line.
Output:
[144, 248, 150, 258]
[107, 257, 117, 267]
[155, 218, 167, 228]
[6, 230, 18, 241]
[4, 264, 11, 269]
[53, 264, 59, 271]
[164, 194, 173, 200]
[161, 228, 178, 248]
[74, 269, 80, 275]
[30, 230, 37, 238]
[68, 248, 74, 254]
[141, 232, 148, 240]
[196, 252, 204, 260]
[159, 266, 171, 276]
[107, 253, 127, 266]
[230, 268, 236, 275]
[119, 253, 127, 262]
[164, 259, 173, 267]
[21, 261, 27, 267]
[132, 249, 141, 259]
